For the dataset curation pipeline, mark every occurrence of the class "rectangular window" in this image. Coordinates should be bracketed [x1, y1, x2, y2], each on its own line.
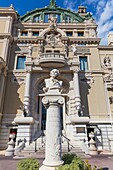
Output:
[78, 32, 84, 37]
[16, 56, 26, 69]
[76, 127, 85, 133]
[79, 56, 88, 71]
[21, 31, 28, 36]
[56, 14, 60, 23]
[46, 50, 52, 53]
[65, 15, 71, 23]
[44, 14, 49, 23]
[66, 31, 73, 36]
[54, 50, 60, 53]
[32, 31, 39, 36]
[33, 15, 40, 22]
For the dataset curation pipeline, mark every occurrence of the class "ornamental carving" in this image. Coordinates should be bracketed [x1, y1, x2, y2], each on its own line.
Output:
[104, 72, 113, 88]
[80, 72, 94, 85]
[45, 32, 61, 47]
[11, 76, 25, 85]
[103, 55, 111, 68]
[49, 15, 57, 31]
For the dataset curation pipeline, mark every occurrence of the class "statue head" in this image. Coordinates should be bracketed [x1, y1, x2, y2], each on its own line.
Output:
[50, 69, 60, 79]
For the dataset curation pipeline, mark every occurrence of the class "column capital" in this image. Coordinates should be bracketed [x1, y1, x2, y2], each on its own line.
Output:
[42, 96, 64, 106]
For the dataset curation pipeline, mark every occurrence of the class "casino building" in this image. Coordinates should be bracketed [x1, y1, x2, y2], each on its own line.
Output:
[0, 0, 113, 154]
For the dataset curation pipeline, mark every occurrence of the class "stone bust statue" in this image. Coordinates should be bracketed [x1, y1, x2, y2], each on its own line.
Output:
[44, 69, 62, 92]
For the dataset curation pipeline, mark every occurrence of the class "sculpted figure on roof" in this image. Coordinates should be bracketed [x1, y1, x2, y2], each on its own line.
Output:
[49, 15, 57, 31]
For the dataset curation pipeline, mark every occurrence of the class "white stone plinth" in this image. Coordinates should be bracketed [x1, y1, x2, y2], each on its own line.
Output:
[14, 117, 34, 124]
[14, 119, 34, 148]
[70, 115, 89, 123]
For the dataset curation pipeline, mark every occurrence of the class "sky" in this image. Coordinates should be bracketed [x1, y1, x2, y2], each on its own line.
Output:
[0, 0, 113, 45]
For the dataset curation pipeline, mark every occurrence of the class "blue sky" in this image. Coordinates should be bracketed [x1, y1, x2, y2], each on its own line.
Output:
[0, 0, 113, 45]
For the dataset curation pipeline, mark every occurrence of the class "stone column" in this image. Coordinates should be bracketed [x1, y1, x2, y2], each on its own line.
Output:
[73, 70, 81, 115]
[70, 70, 89, 123]
[42, 95, 64, 169]
[24, 71, 31, 116]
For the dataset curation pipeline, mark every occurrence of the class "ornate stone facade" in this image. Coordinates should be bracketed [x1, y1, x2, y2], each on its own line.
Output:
[0, 0, 113, 156]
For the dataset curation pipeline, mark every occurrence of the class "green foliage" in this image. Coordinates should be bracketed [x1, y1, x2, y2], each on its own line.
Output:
[57, 154, 101, 170]
[17, 158, 39, 170]
[57, 154, 87, 170]
[62, 153, 76, 164]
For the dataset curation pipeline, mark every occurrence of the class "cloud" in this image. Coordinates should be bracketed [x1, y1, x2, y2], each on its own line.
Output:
[63, 0, 77, 11]
[96, 0, 113, 44]
[96, 0, 106, 14]
[63, 0, 113, 45]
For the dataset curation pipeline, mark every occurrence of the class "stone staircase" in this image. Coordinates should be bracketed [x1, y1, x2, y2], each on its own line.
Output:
[17, 134, 86, 158]
[0, 113, 16, 149]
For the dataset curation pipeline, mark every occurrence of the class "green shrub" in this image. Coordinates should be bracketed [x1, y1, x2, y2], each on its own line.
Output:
[62, 153, 76, 164]
[17, 158, 39, 170]
[57, 154, 87, 170]
[57, 153, 101, 170]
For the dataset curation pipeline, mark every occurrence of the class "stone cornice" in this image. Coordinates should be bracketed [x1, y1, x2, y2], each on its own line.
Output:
[69, 37, 101, 44]
[0, 33, 14, 43]
[14, 36, 44, 43]
[98, 46, 113, 50]
[0, 7, 18, 20]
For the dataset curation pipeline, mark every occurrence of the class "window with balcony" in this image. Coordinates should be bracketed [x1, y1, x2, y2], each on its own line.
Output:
[78, 31, 84, 37]
[66, 31, 73, 36]
[33, 15, 40, 22]
[32, 31, 39, 36]
[21, 31, 28, 36]
[79, 56, 88, 71]
[16, 56, 26, 69]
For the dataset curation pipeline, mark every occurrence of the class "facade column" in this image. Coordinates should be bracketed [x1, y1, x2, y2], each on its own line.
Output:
[70, 69, 89, 123]
[14, 69, 34, 148]
[73, 70, 81, 114]
[24, 71, 31, 116]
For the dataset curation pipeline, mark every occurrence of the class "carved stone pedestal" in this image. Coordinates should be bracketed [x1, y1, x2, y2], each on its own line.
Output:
[5, 134, 15, 156]
[40, 92, 64, 170]
[14, 117, 34, 147]
[89, 133, 98, 155]
[40, 69, 64, 170]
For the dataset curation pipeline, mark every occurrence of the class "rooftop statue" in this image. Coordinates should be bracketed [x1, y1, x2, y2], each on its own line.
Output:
[44, 69, 62, 92]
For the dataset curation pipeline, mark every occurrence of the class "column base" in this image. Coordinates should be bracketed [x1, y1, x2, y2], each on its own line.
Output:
[43, 160, 64, 167]
[39, 164, 63, 170]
